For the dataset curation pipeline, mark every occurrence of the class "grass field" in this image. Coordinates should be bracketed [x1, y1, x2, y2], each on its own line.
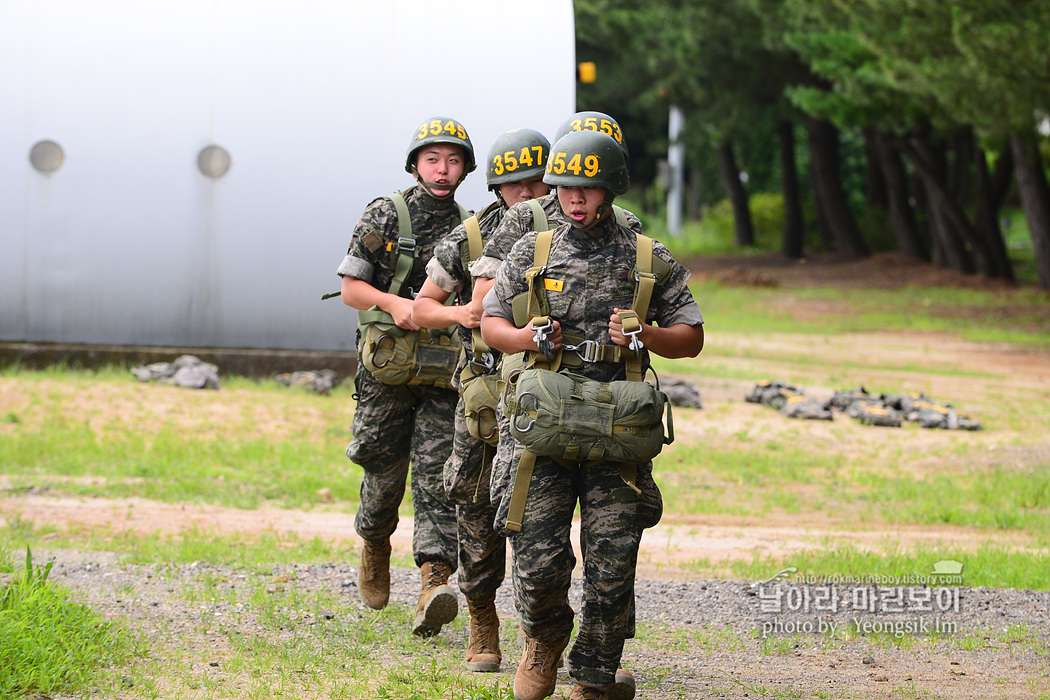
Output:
[2, 271, 1049, 699]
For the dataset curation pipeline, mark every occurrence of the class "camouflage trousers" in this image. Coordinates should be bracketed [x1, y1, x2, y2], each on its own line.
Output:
[506, 455, 663, 688]
[346, 365, 458, 570]
[444, 397, 506, 600]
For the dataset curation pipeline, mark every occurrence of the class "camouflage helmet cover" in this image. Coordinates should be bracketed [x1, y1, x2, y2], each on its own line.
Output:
[405, 116, 476, 174]
[543, 130, 629, 196]
[486, 128, 552, 189]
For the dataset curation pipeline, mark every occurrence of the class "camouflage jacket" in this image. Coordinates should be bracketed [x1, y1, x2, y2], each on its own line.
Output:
[425, 201, 504, 349]
[471, 192, 643, 279]
[336, 185, 468, 298]
[483, 216, 704, 383]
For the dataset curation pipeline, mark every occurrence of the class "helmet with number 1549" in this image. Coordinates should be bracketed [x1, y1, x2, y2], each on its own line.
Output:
[543, 130, 629, 196]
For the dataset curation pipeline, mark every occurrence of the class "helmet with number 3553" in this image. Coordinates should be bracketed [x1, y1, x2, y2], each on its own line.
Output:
[553, 111, 629, 165]
[485, 128, 551, 190]
[543, 130, 629, 196]
[405, 116, 477, 174]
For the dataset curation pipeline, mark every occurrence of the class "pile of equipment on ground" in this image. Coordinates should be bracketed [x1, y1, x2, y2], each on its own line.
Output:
[745, 380, 981, 430]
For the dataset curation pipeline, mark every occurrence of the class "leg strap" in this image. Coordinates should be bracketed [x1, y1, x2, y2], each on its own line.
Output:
[505, 449, 537, 533]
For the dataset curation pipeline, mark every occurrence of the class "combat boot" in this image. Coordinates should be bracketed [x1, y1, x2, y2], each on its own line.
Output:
[465, 595, 502, 672]
[611, 667, 636, 700]
[358, 538, 391, 610]
[513, 635, 569, 700]
[412, 561, 458, 637]
[569, 684, 611, 700]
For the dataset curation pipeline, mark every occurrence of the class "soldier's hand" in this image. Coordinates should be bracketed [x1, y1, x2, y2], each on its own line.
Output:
[389, 297, 420, 331]
[457, 303, 482, 329]
[609, 308, 642, 348]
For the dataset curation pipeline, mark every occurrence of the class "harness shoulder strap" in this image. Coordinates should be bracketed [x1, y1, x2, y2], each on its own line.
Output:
[613, 204, 628, 227]
[386, 191, 415, 299]
[527, 198, 550, 232]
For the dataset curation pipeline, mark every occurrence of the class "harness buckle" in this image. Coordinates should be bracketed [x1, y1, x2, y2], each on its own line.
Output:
[467, 351, 496, 375]
[396, 237, 416, 255]
[565, 340, 601, 363]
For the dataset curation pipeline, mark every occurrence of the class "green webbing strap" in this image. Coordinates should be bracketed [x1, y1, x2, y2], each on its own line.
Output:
[457, 203, 470, 224]
[624, 234, 656, 382]
[463, 212, 491, 358]
[525, 229, 554, 322]
[387, 192, 414, 299]
[527, 198, 550, 232]
[613, 205, 628, 227]
[505, 448, 536, 533]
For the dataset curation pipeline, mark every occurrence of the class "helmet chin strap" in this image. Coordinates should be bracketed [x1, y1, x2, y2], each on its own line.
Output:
[411, 165, 462, 200]
[567, 194, 615, 230]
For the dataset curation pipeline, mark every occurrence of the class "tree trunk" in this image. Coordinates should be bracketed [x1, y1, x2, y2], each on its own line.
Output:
[717, 139, 754, 247]
[875, 130, 927, 260]
[688, 165, 702, 222]
[973, 146, 1014, 280]
[899, 135, 975, 273]
[1011, 132, 1050, 289]
[778, 120, 806, 259]
[864, 126, 888, 213]
[806, 117, 869, 258]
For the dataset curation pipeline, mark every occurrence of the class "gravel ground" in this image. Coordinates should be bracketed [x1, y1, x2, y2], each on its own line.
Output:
[39, 548, 1050, 699]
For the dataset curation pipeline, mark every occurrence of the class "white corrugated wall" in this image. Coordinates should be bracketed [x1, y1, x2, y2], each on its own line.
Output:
[0, 0, 576, 351]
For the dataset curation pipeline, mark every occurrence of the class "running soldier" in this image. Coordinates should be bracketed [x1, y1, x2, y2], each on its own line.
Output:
[480, 130, 705, 700]
[413, 128, 551, 672]
[336, 116, 474, 638]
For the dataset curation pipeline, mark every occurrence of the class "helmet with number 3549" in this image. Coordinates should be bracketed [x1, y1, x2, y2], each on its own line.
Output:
[543, 130, 629, 196]
[405, 116, 477, 174]
[485, 128, 551, 189]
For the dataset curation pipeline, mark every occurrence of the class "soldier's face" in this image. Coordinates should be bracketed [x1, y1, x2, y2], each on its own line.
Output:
[415, 145, 466, 197]
[497, 176, 548, 206]
[557, 185, 608, 227]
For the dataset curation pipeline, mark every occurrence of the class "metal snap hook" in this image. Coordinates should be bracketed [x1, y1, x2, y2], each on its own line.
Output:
[513, 392, 538, 433]
[373, 334, 396, 368]
[477, 406, 498, 441]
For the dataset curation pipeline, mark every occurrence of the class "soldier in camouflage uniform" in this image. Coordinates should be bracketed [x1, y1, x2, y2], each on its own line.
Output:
[412, 128, 551, 672]
[471, 112, 643, 528]
[480, 130, 705, 700]
[336, 116, 474, 638]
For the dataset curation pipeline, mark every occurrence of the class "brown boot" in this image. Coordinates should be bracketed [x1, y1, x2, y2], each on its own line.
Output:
[465, 595, 501, 672]
[610, 667, 635, 700]
[569, 684, 611, 700]
[513, 635, 569, 700]
[358, 538, 391, 610]
[412, 561, 458, 637]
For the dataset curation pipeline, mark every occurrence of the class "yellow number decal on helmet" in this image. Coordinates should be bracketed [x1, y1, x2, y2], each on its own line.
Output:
[502, 150, 519, 172]
[584, 155, 599, 176]
[492, 154, 504, 176]
[567, 116, 622, 144]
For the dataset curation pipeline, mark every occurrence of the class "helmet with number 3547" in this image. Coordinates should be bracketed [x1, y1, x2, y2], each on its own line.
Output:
[405, 116, 477, 174]
[485, 128, 551, 189]
[543, 130, 629, 196]
[553, 111, 629, 165]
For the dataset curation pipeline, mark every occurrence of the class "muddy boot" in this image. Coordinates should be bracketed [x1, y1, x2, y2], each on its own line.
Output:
[465, 595, 502, 672]
[412, 561, 458, 637]
[358, 538, 391, 610]
[513, 635, 569, 700]
[569, 684, 611, 700]
[610, 667, 635, 700]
